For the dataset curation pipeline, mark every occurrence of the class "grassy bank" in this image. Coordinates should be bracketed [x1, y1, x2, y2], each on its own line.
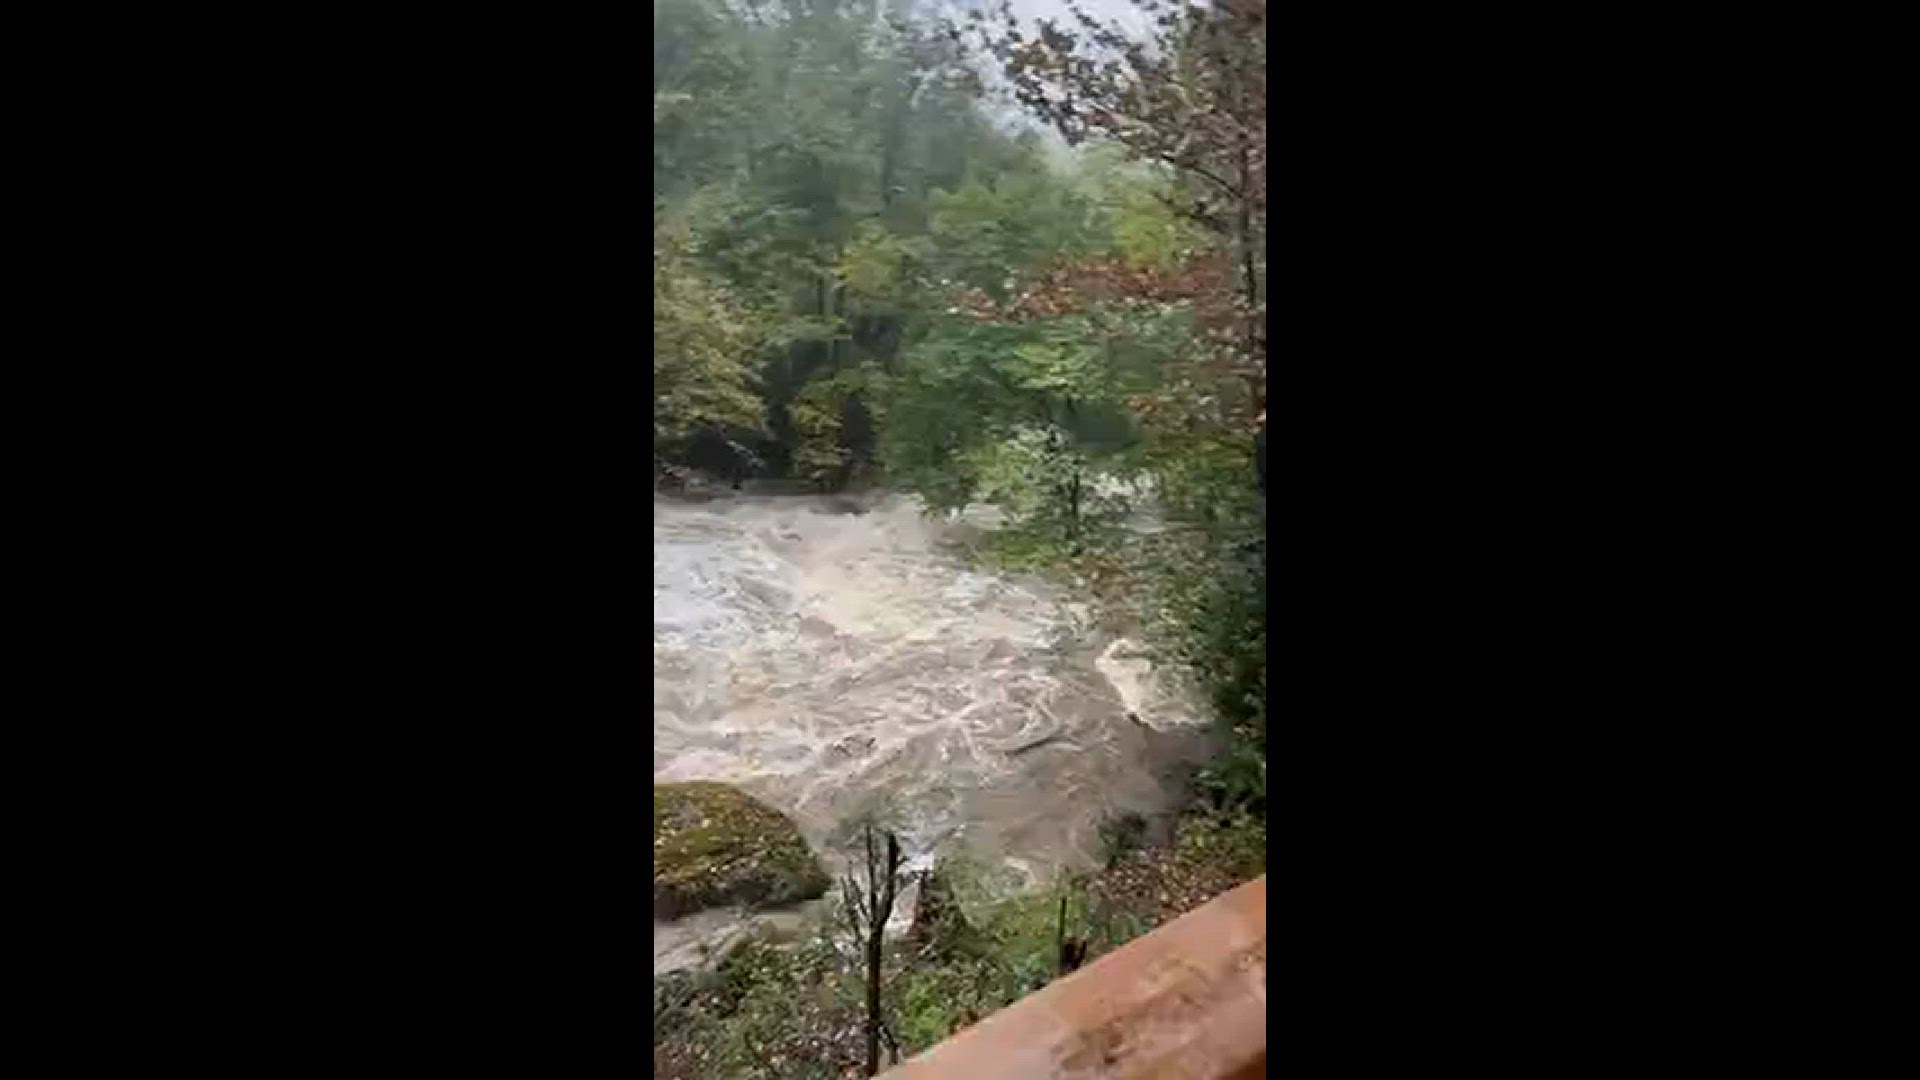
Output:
[654, 807, 1265, 1079]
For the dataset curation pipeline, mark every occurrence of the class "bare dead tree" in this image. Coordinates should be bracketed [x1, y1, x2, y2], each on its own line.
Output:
[838, 821, 905, 1077]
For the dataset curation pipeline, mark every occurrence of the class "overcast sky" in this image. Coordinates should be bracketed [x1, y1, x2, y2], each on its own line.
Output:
[1014, 0, 1152, 37]
[925, 0, 1156, 161]
[928, 0, 1152, 49]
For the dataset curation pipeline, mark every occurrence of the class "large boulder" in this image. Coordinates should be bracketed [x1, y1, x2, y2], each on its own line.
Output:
[654, 782, 830, 920]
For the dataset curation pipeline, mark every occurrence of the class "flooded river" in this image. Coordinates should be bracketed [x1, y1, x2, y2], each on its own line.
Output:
[653, 491, 1206, 970]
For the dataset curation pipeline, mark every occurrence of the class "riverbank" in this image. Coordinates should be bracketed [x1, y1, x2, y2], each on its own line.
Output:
[653, 805, 1265, 1080]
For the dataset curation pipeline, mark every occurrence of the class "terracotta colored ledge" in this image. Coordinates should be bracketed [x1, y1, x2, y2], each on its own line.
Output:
[880, 874, 1266, 1079]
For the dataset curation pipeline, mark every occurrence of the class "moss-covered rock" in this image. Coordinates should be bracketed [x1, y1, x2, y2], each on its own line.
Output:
[654, 782, 830, 920]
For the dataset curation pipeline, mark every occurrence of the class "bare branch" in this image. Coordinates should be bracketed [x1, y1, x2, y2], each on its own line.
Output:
[880, 1015, 902, 1066]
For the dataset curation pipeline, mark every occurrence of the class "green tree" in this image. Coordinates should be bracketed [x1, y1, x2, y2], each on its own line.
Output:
[654, 219, 770, 454]
[654, 0, 1109, 486]
[959, 0, 1266, 447]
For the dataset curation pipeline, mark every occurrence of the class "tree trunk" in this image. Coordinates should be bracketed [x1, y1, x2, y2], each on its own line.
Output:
[865, 930, 882, 1075]
[1056, 893, 1067, 972]
[1055, 890, 1087, 976]
[861, 827, 900, 1078]
[1067, 466, 1082, 541]
[1237, 143, 1265, 493]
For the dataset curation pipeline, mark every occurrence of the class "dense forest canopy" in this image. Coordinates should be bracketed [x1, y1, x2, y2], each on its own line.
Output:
[656, 0, 1261, 484]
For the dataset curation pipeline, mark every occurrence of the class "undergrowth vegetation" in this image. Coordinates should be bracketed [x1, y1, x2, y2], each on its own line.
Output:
[655, 810, 1265, 1079]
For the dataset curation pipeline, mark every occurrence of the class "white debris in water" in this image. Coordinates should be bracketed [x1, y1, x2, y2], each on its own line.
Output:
[1095, 637, 1206, 731]
[1001, 856, 1039, 893]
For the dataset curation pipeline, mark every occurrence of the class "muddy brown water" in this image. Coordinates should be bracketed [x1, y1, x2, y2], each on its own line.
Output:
[653, 492, 1209, 971]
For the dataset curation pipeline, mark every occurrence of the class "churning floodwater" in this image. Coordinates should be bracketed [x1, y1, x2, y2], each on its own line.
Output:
[653, 491, 1208, 969]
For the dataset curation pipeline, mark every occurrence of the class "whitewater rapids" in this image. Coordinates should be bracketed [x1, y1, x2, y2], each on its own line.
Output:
[653, 491, 1206, 968]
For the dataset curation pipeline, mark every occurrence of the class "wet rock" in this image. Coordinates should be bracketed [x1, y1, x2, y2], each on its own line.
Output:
[827, 734, 875, 761]
[738, 478, 819, 495]
[797, 615, 839, 639]
[654, 782, 830, 920]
